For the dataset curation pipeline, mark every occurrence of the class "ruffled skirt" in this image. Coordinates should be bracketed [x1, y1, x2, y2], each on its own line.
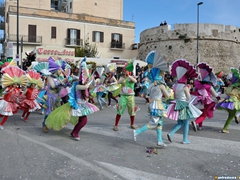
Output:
[148, 100, 167, 117]
[0, 99, 19, 116]
[19, 99, 41, 112]
[167, 98, 202, 120]
[45, 102, 99, 131]
[216, 96, 240, 111]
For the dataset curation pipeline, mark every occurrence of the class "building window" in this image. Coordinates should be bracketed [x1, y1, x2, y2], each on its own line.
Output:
[28, 25, 36, 42]
[92, 31, 104, 42]
[67, 28, 81, 45]
[51, 27, 56, 39]
[111, 33, 123, 48]
[70, 2, 72, 9]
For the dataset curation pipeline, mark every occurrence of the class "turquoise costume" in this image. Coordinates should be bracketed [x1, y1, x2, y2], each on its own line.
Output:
[133, 51, 170, 147]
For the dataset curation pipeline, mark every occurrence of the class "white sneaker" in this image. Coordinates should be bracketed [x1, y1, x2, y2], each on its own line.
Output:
[157, 142, 167, 147]
[21, 117, 24, 120]
[133, 130, 137, 141]
[0, 126, 4, 130]
[73, 137, 80, 141]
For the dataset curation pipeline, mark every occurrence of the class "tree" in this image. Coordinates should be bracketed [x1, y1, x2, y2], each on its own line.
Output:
[75, 37, 98, 58]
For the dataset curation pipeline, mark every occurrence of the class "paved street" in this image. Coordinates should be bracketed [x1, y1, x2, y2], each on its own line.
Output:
[0, 96, 240, 180]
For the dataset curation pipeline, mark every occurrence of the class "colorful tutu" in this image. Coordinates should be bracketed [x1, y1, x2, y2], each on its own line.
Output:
[91, 85, 107, 93]
[0, 99, 19, 116]
[71, 101, 99, 117]
[19, 99, 41, 112]
[106, 84, 121, 92]
[216, 87, 240, 111]
[45, 101, 99, 131]
[45, 102, 72, 131]
[167, 97, 202, 121]
[148, 100, 167, 117]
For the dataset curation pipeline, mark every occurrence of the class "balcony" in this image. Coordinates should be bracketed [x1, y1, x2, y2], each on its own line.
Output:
[110, 42, 125, 50]
[65, 38, 83, 47]
[131, 43, 139, 50]
[58, 0, 67, 9]
[8, 34, 42, 44]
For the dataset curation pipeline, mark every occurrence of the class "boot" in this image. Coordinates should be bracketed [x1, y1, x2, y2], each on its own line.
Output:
[156, 120, 166, 147]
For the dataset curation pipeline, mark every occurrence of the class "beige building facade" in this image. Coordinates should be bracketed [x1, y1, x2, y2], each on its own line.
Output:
[0, 0, 138, 65]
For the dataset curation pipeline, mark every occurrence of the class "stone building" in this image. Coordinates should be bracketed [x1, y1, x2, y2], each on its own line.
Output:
[138, 23, 240, 73]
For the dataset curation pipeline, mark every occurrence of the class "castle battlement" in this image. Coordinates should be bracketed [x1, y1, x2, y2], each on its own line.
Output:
[139, 23, 240, 73]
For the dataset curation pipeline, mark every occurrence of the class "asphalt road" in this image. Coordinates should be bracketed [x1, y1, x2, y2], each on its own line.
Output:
[0, 96, 239, 180]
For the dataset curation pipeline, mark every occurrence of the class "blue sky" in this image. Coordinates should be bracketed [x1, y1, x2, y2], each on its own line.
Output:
[123, 0, 240, 42]
[1, 0, 240, 48]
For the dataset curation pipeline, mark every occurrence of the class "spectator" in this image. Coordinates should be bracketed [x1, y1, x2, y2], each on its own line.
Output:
[135, 63, 141, 75]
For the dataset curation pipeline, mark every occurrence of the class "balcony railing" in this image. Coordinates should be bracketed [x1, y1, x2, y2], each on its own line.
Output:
[65, 38, 83, 47]
[110, 42, 125, 50]
[8, 34, 42, 44]
[58, 0, 67, 9]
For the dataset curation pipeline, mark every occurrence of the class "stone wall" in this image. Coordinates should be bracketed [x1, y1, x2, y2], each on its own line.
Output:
[138, 23, 240, 73]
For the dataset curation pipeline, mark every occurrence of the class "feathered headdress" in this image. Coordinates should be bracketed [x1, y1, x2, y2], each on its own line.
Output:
[33, 62, 51, 76]
[1, 66, 27, 88]
[26, 70, 44, 88]
[197, 62, 217, 86]
[105, 63, 116, 73]
[171, 59, 198, 83]
[79, 57, 91, 84]
[230, 68, 240, 87]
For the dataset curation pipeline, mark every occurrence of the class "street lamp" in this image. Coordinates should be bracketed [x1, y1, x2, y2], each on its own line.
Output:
[196, 2, 203, 71]
[16, 0, 19, 66]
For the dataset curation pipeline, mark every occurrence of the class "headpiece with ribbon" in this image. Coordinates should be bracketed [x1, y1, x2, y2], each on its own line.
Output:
[197, 62, 217, 86]
[26, 70, 44, 88]
[1, 66, 27, 88]
[145, 51, 169, 83]
[33, 62, 52, 76]
[123, 59, 134, 72]
[79, 57, 91, 84]
[171, 59, 198, 83]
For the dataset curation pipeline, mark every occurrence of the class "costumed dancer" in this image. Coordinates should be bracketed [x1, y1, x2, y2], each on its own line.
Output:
[91, 66, 108, 110]
[34, 62, 51, 115]
[55, 60, 71, 104]
[0, 66, 27, 129]
[45, 57, 99, 140]
[139, 77, 150, 104]
[191, 63, 219, 131]
[216, 68, 240, 133]
[133, 51, 171, 147]
[113, 60, 139, 131]
[42, 57, 67, 133]
[214, 71, 225, 96]
[19, 70, 43, 121]
[166, 59, 202, 144]
[105, 63, 120, 106]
